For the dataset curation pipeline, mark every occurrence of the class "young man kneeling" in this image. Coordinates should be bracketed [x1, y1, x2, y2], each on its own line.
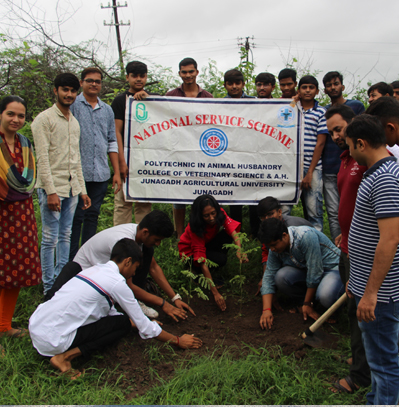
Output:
[29, 238, 202, 379]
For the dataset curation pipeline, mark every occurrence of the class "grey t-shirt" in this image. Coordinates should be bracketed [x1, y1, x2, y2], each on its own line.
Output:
[283, 214, 313, 228]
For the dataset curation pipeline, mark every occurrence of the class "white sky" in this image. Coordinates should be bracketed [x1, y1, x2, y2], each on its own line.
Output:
[2, 0, 399, 94]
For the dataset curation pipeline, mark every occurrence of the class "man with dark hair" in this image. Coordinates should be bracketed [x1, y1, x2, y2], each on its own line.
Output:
[258, 218, 343, 330]
[278, 68, 297, 98]
[391, 80, 399, 101]
[111, 61, 153, 226]
[69, 68, 121, 260]
[166, 57, 213, 238]
[325, 104, 370, 394]
[32, 73, 91, 295]
[223, 69, 258, 236]
[367, 82, 394, 104]
[30, 238, 202, 378]
[345, 114, 399, 405]
[297, 75, 329, 232]
[255, 72, 275, 98]
[321, 71, 365, 241]
[46, 210, 194, 321]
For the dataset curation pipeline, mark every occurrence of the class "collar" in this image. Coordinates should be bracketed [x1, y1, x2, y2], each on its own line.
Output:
[364, 156, 397, 176]
[299, 99, 319, 112]
[178, 83, 203, 95]
[225, 91, 249, 99]
[52, 103, 71, 120]
[288, 227, 294, 251]
[76, 92, 102, 107]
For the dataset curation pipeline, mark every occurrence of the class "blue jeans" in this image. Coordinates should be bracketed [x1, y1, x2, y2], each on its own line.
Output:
[301, 168, 323, 232]
[69, 180, 108, 260]
[37, 188, 79, 294]
[323, 173, 341, 241]
[275, 266, 344, 308]
[355, 295, 399, 405]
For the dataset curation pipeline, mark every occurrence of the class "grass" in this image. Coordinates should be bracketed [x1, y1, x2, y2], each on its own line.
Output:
[0, 185, 367, 405]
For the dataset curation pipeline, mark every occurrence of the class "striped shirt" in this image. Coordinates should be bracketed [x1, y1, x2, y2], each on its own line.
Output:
[348, 157, 399, 302]
[301, 100, 328, 170]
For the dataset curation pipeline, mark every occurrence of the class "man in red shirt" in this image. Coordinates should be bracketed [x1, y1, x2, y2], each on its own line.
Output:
[325, 104, 370, 394]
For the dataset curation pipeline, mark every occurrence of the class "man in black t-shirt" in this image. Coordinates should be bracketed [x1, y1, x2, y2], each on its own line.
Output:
[111, 61, 153, 226]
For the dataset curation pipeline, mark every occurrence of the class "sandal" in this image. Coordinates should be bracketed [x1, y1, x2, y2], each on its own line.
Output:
[0, 328, 28, 338]
[332, 375, 359, 394]
[59, 368, 85, 380]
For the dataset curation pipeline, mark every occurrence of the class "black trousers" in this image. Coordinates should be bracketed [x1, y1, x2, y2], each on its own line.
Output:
[229, 205, 260, 237]
[339, 251, 371, 387]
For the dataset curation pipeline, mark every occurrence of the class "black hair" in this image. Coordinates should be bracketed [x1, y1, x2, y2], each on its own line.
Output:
[367, 82, 393, 97]
[322, 71, 343, 87]
[126, 61, 148, 75]
[255, 72, 276, 86]
[345, 114, 386, 149]
[81, 67, 103, 80]
[110, 238, 143, 264]
[258, 218, 288, 245]
[366, 96, 399, 126]
[298, 75, 319, 90]
[54, 73, 80, 91]
[391, 81, 399, 89]
[0, 95, 27, 114]
[138, 210, 173, 238]
[257, 196, 281, 217]
[179, 57, 197, 70]
[278, 68, 297, 82]
[189, 194, 226, 238]
[325, 104, 356, 123]
[224, 69, 244, 84]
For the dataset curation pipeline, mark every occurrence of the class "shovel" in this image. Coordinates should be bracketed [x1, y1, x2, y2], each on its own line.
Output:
[301, 293, 347, 349]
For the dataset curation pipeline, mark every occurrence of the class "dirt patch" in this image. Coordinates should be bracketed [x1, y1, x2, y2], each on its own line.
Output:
[94, 287, 340, 398]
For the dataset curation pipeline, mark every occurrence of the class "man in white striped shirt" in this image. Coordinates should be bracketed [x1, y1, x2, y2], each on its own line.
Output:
[346, 114, 399, 405]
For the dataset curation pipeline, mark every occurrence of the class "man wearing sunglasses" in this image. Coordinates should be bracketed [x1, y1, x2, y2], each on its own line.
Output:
[69, 67, 122, 260]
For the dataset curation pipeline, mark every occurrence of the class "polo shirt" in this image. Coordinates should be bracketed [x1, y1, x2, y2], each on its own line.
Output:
[165, 84, 213, 98]
[224, 92, 255, 99]
[70, 93, 118, 182]
[29, 261, 162, 356]
[32, 104, 86, 197]
[300, 100, 329, 170]
[348, 156, 399, 302]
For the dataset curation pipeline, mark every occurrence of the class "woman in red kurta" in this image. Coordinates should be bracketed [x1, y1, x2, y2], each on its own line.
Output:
[178, 194, 248, 311]
[0, 96, 41, 337]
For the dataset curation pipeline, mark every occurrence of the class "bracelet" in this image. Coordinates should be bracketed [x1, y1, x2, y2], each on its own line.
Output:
[171, 293, 182, 303]
[161, 299, 165, 308]
[263, 308, 272, 312]
[303, 301, 313, 307]
[176, 336, 180, 346]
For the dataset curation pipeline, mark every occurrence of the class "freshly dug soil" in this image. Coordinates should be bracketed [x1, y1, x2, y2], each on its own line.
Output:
[95, 288, 341, 399]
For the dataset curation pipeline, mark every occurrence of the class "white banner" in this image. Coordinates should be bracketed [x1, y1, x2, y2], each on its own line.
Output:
[124, 96, 303, 205]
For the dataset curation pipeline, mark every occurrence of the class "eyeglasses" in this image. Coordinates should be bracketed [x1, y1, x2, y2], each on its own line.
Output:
[83, 79, 102, 85]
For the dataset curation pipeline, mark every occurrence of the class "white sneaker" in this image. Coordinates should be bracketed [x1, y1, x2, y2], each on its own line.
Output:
[138, 301, 159, 318]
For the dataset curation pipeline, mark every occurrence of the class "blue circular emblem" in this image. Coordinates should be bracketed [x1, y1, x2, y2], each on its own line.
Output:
[199, 128, 228, 157]
[277, 105, 295, 126]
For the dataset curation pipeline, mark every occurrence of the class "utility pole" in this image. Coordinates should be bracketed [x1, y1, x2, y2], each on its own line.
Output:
[101, 1, 130, 76]
[237, 36, 255, 93]
[237, 36, 255, 63]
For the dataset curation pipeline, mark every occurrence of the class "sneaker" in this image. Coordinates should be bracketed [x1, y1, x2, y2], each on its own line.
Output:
[138, 301, 159, 318]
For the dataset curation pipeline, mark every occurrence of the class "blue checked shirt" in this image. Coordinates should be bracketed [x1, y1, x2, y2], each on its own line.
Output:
[70, 93, 118, 182]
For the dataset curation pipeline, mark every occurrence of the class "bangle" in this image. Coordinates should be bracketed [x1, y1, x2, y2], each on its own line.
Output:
[176, 336, 180, 346]
[263, 308, 271, 312]
[161, 299, 165, 308]
[303, 301, 313, 307]
[171, 293, 182, 303]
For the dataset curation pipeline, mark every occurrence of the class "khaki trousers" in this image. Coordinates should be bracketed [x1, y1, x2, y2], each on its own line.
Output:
[113, 188, 152, 225]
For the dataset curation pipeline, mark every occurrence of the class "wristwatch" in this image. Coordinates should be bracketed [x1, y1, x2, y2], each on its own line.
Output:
[171, 293, 182, 303]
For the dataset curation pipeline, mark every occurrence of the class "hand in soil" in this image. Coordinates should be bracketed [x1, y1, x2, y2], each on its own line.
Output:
[174, 299, 196, 316]
[259, 310, 273, 330]
[214, 293, 226, 311]
[178, 334, 203, 349]
[162, 301, 188, 322]
[302, 305, 320, 321]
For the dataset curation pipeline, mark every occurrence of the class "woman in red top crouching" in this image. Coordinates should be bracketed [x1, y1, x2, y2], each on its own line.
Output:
[178, 194, 248, 311]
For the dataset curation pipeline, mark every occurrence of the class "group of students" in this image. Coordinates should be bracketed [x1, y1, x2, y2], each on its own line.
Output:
[1, 57, 399, 404]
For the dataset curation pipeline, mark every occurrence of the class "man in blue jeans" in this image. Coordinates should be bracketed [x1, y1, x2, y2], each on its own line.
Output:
[69, 67, 121, 260]
[258, 217, 344, 330]
[32, 73, 91, 295]
[346, 114, 399, 405]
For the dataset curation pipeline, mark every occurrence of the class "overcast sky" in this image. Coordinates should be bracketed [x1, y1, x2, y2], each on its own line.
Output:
[2, 0, 399, 95]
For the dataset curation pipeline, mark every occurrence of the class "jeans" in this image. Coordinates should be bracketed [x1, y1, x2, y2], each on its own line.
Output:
[323, 173, 341, 241]
[37, 188, 79, 294]
[355, 295, 399, 405]
[275, 266, 344, 308]
[69, 181, 109, 260]
[301, 168, 323, 232]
